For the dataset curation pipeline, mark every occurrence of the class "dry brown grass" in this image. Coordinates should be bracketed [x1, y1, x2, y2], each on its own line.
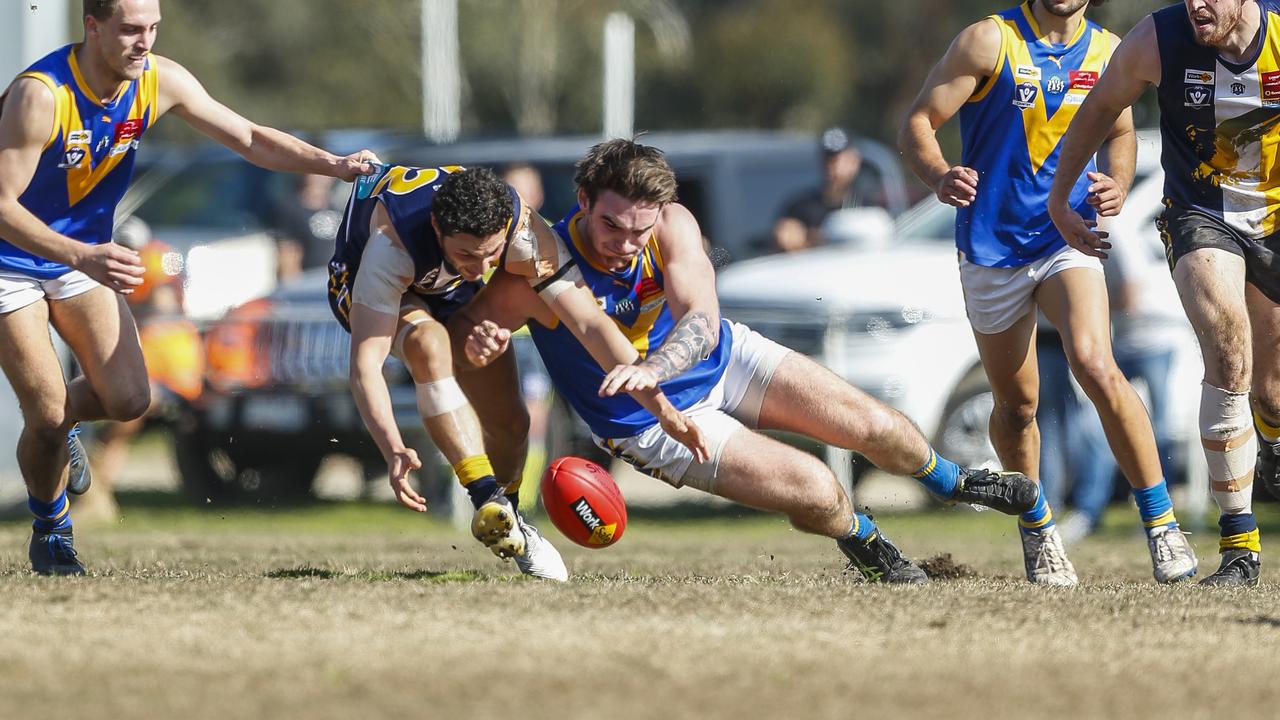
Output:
[1, 499, 1278, 720]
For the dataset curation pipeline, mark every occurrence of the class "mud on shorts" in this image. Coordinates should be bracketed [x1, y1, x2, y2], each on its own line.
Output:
[1156, 205, 1280, 304]
[0, 268, 100, 315]
[593, 321, 792, 494]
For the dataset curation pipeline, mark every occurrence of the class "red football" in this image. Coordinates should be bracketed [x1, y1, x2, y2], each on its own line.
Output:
[541, 456, 627, 548]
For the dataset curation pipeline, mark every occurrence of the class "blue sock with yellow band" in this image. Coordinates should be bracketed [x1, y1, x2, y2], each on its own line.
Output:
[844, 512, 878, 542]
[1018, 489, 1054, 532]
[1133, 479, 1179, 535]
[29, 490, 72, 533]
[1219, 512, 1261, 553]
[911, 448, 960, 499]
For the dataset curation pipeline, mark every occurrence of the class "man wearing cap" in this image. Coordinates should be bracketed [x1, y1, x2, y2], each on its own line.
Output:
[771, 127, 870, 254]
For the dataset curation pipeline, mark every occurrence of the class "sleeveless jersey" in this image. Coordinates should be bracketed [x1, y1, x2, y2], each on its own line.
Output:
[330, 164, 570, 324]
[1154, 0, 1280, 238]
[957, 3, 1117, 267]
[528, 205, 733, 439]
[0, 44, 157, 278]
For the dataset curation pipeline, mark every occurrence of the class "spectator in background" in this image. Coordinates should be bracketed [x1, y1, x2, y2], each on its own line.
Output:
[501, 163, 545, 213]
[771, 127, 867, 253]
[274, 173, 340, 283]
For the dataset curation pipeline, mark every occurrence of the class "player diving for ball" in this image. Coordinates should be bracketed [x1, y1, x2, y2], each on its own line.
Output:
[452, 139, 1044, 584]
[329, 163, 707, 581]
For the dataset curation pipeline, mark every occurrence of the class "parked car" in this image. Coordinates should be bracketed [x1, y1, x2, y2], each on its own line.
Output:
[715, 130, 1206, 494]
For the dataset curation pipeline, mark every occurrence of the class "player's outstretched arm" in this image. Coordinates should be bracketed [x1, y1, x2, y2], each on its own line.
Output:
[0, 78, 144, 292]
[1049, 16, 1161, 259]
[154, 56, 378, 182]
[899, 19, 1000, 208]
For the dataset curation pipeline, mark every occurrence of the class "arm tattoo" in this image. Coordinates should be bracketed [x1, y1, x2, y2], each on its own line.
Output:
[639, 312, 716, 383]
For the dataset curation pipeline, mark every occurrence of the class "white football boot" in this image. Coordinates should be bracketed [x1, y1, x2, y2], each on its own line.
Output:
[1020, 525, 1079, 586]
[471, 494, 568, 581]
[1147, 526, 1198, 584]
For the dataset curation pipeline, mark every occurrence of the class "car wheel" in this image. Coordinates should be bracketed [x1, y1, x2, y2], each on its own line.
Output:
[935, 367, 1000, 471]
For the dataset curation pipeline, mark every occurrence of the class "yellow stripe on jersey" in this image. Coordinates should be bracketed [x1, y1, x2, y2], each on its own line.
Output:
[63, 59, 158, 206]
[1004, 22, 1113, 174]
[67, 46, 128, 108]
[15, 72, 69, 150]
[969, 16, 1010, 104]
[1019, 1, 1087, 49]
[1253, 13, 1280, 236]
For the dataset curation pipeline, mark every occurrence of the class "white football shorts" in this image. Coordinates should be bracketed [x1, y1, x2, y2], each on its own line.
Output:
[958, 244, 1102, 335]
[0, 268, 100, 315]
[593, 321, 791, 494]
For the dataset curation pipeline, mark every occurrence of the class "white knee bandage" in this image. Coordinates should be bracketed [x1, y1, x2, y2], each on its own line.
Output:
[1200, 382, 1256, 515]
[416, 378, 469, 418]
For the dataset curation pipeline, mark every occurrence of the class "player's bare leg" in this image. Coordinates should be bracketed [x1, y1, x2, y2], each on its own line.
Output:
[1249, 285, 1280, 501]
[713, 429, 925, 583]
[1038, 268, 1195, 583]
[971, 311, 1075, 585]
[757, 352, 1038, 514]
[1173, 249, 1259, 586]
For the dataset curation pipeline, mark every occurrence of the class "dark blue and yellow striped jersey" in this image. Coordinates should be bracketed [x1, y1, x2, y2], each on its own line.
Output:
[957, 2, 1118, 267]
[1155, 0, 1280, 238]
[329, 164, 547, 325]
[527, 205, 733, 439]
[0, 44, 157, 278]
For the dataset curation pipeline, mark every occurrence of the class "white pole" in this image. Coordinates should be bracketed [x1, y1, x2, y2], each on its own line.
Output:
[602, 12, 635, 140]
[421, 0, 461, 143]
[0, 0, 72, 81]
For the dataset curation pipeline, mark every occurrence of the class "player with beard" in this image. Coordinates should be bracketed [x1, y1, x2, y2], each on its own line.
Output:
[1051, 0, 1280, 586]
[901, 0, 1199, 585]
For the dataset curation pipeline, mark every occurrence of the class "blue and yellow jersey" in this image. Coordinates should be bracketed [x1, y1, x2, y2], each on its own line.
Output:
[0, 44, 157, 278]
[528, 205, 733, 439]
[957, 3, 1117, 267]
[1154, 0, 1280, 238]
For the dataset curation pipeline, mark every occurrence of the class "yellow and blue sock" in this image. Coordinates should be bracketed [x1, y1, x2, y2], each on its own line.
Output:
[842, 512, 878, 543]
[29, 490, 72, 534]
[911, 448, 961, 499]
[1018, 487, 1054, 533]
[1256, 410, 1280, 444]
[1218, 512, 1261, 554]
[453, 455, 498, 510]
[1133, 479, 1179, 536]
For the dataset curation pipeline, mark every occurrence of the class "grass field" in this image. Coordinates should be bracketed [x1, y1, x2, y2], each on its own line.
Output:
[3, 493, 1279, 720]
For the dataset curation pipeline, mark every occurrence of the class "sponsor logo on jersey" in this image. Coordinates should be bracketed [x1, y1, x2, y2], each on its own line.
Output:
[1232, 82, 1247, 95]
[1184, 84, 1214, 109]
[58, 146, 87, 169]
[637, 277, 662, 303]
[1068, 70, 1098, 91]
[1045, 75, 1066, 94]
[1262, 71, 1280, 104]
[66, 129, 91, 145]
[1014, 64, 1042, 81]
[1063, 93, 1086, 106]
[1013, 82, 1038, 109]
[112, 118, 143, 145]
[1184, 69, 1214, 85]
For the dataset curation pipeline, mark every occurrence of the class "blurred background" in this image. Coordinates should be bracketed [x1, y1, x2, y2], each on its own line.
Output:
[2, 0, 1225, 542]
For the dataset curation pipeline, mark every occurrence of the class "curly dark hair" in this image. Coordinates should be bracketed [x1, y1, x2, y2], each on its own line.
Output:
[431, 167, 513, 238]
[574, 138, 678, 205]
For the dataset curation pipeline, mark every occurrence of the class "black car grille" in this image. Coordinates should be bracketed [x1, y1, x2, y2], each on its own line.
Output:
[260, 311, 351, 387]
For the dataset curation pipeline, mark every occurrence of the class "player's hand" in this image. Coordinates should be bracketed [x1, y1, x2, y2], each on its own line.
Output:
[388, 448, 426, 512]
[657, 408, 710, 464]
[74, 242, 145, 294]
[1085, 171, 1126, 217]
[1049, 201, 1111, 259]
[934, 166, 979, 208]
[598, 364, 660, 398]
[334, 149, 383, 182]
[465, 320, 511, 368]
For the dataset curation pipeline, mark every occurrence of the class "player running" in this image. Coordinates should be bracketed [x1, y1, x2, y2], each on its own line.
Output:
[900, 0, 1199, 585]
[1049, 0, 1280, 586]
